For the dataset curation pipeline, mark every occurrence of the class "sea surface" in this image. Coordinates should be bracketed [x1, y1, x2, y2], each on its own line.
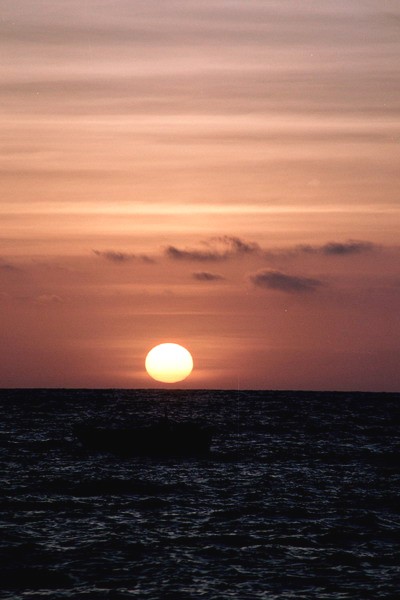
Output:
[0, 389, 399, 599]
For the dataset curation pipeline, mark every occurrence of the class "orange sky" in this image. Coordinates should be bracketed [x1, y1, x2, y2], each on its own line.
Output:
[1, 0, 399, 390]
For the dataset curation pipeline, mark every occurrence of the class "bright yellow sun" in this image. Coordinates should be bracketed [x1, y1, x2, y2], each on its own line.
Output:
[145, 343, 194, 383]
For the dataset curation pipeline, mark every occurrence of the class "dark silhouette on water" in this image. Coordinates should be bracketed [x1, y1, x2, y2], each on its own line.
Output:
[75, 419, 212, 457]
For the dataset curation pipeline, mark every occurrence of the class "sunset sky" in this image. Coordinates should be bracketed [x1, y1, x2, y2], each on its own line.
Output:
[1, 0, 399, 390]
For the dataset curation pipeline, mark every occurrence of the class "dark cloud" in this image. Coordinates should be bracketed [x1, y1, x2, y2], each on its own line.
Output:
[192, 271, 225, 282]
[93, 250, 134, 262]
[250, 269, 323, 293]
[166, 236, 259, 262]
[215, 235, 260, 255]
[320, 240, 376, 256]
[264, 239, 377, 259]
[93, 250, 155, 263]
[289, 239, 376, 256]
[165, 246, 223, 262]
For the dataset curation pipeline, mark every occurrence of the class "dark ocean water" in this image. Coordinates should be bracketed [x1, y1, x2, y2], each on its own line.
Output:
[0, 389, 399, 600]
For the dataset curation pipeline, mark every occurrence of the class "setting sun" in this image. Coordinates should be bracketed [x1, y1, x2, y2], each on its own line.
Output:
[145, 343, 194, 383]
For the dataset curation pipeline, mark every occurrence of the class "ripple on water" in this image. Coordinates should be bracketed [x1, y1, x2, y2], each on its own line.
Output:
[0, 389, 399, 599]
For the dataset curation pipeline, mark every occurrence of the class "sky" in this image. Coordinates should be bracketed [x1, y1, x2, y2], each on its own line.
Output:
[1, 0, 399, 390]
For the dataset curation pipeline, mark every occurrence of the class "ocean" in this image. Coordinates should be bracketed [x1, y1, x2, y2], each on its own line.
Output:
[0, 389, 399, 599]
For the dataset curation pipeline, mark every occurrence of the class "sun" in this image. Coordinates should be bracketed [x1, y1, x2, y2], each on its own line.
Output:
[145, 343, 194, 383]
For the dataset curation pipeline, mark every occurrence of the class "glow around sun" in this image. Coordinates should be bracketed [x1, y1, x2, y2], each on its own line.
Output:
[145, 343, 194, 383]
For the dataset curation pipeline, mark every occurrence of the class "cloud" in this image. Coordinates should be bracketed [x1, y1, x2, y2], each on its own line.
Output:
[249, 269, 323, 293]
[192, 271, 225, 282]
[165, 246, 223, 262]
[166, 236, 260, 262]
[298, 239, 377, 256]
[320, 240, 376, 256]
[214, 235, 260, 255]
[264, 239, 377, 259]
[93, 250, 155, 263]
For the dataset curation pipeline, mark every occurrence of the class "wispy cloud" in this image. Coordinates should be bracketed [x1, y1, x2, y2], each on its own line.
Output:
[93, 250, 155, 263]
[192, 271, 225, 282]
[166, 235, 259, 262]
[214, 236, 260, 255]
[166, 236, 377, 265]
[320, 240, 376, 256]
[264, 239, 378, 259]
[165, 246, 223, 262]
[249, 269, 323, 293]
